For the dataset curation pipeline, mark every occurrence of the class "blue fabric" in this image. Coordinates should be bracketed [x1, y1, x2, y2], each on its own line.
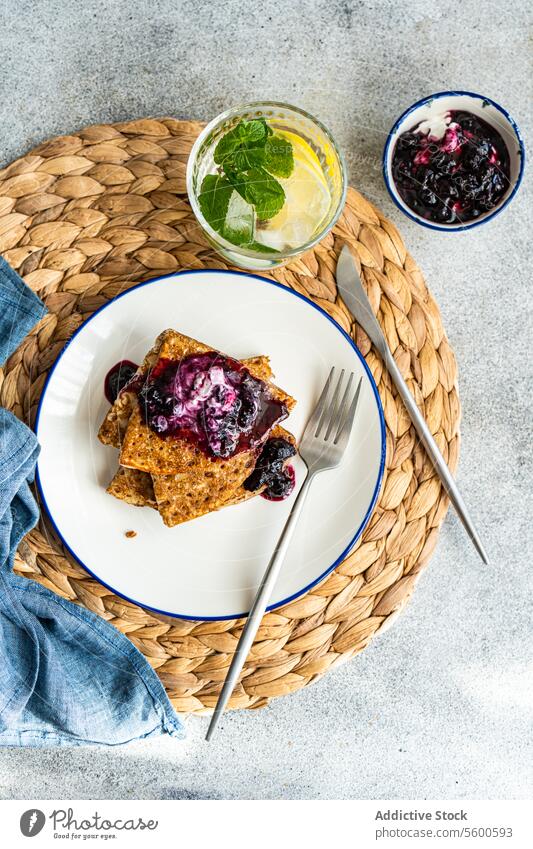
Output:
[0, 257, 184, 746]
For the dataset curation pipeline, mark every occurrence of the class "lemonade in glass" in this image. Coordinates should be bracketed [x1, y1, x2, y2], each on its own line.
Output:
[186, 102, 347, 270]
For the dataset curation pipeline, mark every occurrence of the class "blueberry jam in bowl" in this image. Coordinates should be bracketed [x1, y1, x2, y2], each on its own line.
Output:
[383, 92, 525, 231]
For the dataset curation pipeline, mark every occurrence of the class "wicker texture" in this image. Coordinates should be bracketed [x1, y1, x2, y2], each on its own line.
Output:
[0, 118, 460, 714]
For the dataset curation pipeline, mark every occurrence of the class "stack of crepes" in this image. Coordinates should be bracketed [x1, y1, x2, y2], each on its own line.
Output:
[98, 330, 296, 526]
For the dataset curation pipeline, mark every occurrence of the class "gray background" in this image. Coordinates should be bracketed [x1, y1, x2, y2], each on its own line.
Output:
[1, 0, 531, 800]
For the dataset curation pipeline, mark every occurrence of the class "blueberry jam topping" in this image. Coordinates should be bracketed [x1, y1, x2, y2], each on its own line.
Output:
[138, 353, 288, 459]
[104, 360, 139, 403]
[392, 110, 510, 224]
[261, 464, 295, 501]
[244, 437, 296, 501]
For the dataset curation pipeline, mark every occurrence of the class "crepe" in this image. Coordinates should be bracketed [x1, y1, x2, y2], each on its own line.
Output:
[151, 425, 296, 526]
[106, 466, 156, 508]
[108, 424, 295, 526]
[98, 329, 297, 527]
[118, 330, 295, 475]
[98, 336, 161, 448]
[98, 330, 273, 451]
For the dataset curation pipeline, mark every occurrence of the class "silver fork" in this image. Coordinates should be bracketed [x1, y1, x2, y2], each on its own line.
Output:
[206, 368, 363, 740]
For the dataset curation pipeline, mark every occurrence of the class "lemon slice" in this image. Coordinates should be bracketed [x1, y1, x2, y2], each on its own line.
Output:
[277, 130, 326, 181]
[255, 150, 331, 251]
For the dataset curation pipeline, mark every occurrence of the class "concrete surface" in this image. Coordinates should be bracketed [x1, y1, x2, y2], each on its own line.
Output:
[0, 0, 531, 800]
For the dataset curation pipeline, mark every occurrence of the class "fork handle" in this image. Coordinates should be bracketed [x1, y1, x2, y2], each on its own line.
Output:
[383, 348, 488, 565]
[206, 468, 313, 741]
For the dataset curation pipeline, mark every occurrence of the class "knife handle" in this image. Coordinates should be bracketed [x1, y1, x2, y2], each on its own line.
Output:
[383, 348, 488, 565]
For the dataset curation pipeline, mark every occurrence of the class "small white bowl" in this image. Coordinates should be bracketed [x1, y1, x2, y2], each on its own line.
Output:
[382, 91, 525, 232]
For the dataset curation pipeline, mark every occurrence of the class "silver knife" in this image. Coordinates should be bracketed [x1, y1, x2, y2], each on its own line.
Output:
[336, 244, 488, 564]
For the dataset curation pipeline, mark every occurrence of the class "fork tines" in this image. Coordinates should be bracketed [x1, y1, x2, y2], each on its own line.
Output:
[313, 367, 362, 447]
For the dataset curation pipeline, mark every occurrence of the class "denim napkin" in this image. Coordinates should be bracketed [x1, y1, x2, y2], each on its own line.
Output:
[0, 257, 184, 746]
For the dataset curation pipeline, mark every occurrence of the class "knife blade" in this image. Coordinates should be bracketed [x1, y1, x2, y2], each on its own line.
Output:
[337, 244, 488, 565]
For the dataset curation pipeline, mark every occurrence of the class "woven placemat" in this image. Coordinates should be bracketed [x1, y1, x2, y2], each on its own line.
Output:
[0, 117, 460, 714]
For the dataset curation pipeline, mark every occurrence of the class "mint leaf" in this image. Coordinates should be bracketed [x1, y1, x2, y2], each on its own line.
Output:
[241, 168, 285, 220]
[264, 134, 294, 178]
[221, 170, 249, 203]
[207, 120, 290, 231]
[244, 119, 270, 145]
[258, 118, 274, 138]
[233, 146, 266, 171]
[214, 119, 268, 166]
[198, 174, 233, 233]
[214, 127, 246, 166]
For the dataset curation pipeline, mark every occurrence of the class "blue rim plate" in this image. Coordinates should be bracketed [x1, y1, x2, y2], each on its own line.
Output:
[382, 90, 525, 232]
[36, 269, 386, 620]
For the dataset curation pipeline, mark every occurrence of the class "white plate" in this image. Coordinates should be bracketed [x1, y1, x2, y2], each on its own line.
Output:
[36, 270, 385, 620]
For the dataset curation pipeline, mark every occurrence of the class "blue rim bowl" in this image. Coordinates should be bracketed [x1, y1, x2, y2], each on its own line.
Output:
[382, 90, 525, 232]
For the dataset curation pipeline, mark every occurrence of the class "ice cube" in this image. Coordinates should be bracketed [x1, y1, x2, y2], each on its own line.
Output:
[223, 191, 255, 245]
[253, 228, 286, 251]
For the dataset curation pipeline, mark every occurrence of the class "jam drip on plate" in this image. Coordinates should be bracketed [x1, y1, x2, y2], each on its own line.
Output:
[138, 352, 288, 459]
[104, 360, 139, 403]
[392, 110, 510, 224]
[244, 437, 296, 501]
